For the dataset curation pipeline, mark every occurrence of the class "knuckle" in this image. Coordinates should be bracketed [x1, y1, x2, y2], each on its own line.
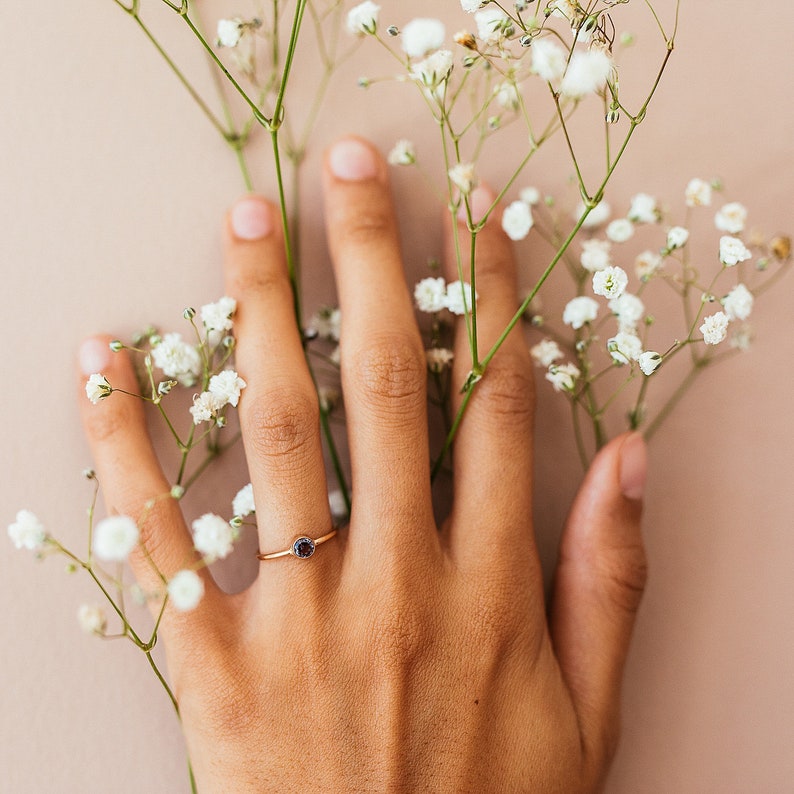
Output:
[598, 542, 649, 615]
[229, 261, 285, 295]
[350, 335, 425, 406]
[339, 208, 395, 247]
[365, 600, 430, 674]
[85, 400, 139, 445]
[243, 388, 319, 460]
[476, 356, 534, 422]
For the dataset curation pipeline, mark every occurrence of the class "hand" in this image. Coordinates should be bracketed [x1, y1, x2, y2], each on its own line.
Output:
[78, 136, 648, 793]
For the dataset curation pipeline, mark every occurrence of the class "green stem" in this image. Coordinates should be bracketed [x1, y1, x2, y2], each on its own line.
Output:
[320, 408, 351, 515]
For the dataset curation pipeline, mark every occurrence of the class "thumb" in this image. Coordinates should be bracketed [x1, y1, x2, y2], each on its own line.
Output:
[550, 432, 648, 776]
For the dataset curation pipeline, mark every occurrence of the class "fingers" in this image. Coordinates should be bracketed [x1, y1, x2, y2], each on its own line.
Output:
[442, 187, 536, 570]
[322, 138, 435, 553]
[550, 433, 648, 776]
[223, 197, 333, 569]
[77, 337, 218, 611]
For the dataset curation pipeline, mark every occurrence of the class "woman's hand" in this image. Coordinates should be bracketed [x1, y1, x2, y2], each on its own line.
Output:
[78, 136, 648, 793]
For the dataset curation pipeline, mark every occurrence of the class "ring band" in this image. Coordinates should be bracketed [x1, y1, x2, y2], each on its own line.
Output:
[256, 529, 338, 561]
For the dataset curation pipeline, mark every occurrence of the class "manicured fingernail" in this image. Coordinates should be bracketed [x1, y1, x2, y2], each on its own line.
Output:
[457, 185, 494, 223]
[619, 432, 647, 501]
[329, 138, 379, 181]
[231, 197, 272, 241]
[79, 338, 113, 376]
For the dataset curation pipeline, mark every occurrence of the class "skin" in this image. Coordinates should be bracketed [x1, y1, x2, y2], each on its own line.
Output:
[78, 136, 648, 793]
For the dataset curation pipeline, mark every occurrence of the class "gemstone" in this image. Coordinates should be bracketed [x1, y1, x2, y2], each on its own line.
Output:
[292, 537, 316, 558]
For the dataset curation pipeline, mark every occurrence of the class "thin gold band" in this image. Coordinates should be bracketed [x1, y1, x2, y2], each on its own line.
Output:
[256, 529, 338, 561]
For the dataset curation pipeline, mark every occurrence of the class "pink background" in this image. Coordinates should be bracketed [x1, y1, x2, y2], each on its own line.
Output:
[1, 1, 793, 791]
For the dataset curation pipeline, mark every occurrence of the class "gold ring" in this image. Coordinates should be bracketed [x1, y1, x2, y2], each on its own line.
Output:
[256, 529, 338, 561]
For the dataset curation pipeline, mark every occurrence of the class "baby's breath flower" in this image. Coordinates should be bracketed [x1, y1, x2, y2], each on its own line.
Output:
[700, 311, 730, 345]
[666, 226, 690, 250]
[608, 293, 645, 331]
[448, 162, 478, 195]
[7, 510, 46, 551]
[445, 281, 477, 315]
[546, 362, 580, 392]
[387, 139, 416, 166]
[208, 370, 247, 408]
[580, 238, 612, 272]
[592, 265, 628, 299]
[414, 277, 447, 313]
[200, 296, 237, 333]
[460, 0, 482, 12]
[309, 307, 341, 342]
[548, 0, 579, 23]
[576, 199, 611, 228]
[719, 236, 752, 266]
[628, 193, 658, 224]
[715, 202, 748, 234]
[85, 374, 112, 405]
[167, 569, 204, 612]
[216, 18, 244, 48]
[319, 387, 340, 412]
[606, 218, 634, 243]
[402, 18, 446, 58]
[530, 37, 568, 83]
[346, 1, 380, 36]
[501, 200, 534, 241]
[454, 30, 478, 50]
[189, 391, 224, 425]
[730, 324, 753, 350]
[560, 49, 613, 99]
[530, 339, 563, 368]
[722, 283, 754, 320]
[77, 604, 107, 635]
[685, 178, 712, 207]
[562, 296, 599, 329]
[232, 483, 255, 518]
[635, 249, 662, 280]
[520, 187, 541, 206]
[192, 513, 235, 561]
[151, 333, 202, 387]
[426, 347, 455, 373]
[92, 515, 139, 562]
[328, 490, 348, 521]
[411, 49, 454, 88]
[496, 81, 521, 110]
[475, 8, 511, 44]
[607, 331, 642, 365]
[639, 351, 662, 376]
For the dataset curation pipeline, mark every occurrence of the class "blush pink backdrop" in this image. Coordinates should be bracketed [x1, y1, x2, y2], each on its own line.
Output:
[1, 1, 792, 791]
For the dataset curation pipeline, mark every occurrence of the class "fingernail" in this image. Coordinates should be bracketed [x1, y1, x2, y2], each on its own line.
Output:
[329, 138, 379, 181]
[457, 185, 494, 223]
[79, 338, 113, 376]
[231, 197, 272, 241]
[619, 432, 647, 501]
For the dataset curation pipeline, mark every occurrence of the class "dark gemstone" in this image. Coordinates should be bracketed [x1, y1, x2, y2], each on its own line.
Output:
[292, 537, 316, 558]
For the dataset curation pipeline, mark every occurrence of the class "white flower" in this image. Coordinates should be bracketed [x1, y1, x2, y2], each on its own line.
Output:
[200, 296, 237, 333]
[475, 8, 510, 44]
[192, 513, 235, 561]
[445, 281, 477, 315]
[448, 162, 478, 194]
[639, 351, 662, 376]
[232, 483, 256, 517]
[387, 139, 416, 166]
[719, 235, 752, 266]
[530, 37, 567, 83]
[580, 239, 612, 272]
[495, 81, 520, 110]
[167, 569, 204, 612]
[576, 199, 611, 228]
[77, 604, 107, 635]
[501, 201, 534, 241]
[548, 0, 579, 22]
[592, 266, 628, 300]
[7, 509, 46, 551]
[685, 178, 712, 207]
[563, 296, 599, 329]
[152, 333, 202, 387]
[85, 373, 112, 405]
[460, 0, 482, 11]
[635, 250, 662, 280]
[346, 1, 380, 35]
[722, 283, 754, 321]
[530, 339, 563, 368]
[520, 186, 540, 206]
[309, 307, 341, 342]
[93, 515, 139, 562]
[546, 362, 580, 392]
[328, 490, 348, 520]
[414, 277, 447, 313]
[560, 50, 613, 99]
[402, 18, 446, 58]
[730, 324, 753, 351]
[700, 311, 730, 345]
[666, 226, 690, 250]
[217, 18, 244, 48]
[411, 50, 454, 87]
[208, 370, 246, 408]
[715, 202, 747, 234]
[189, 390, 224, 425]
[607, 331, 642, 365]
[426, 347, 455, 373]
[606, 218, 635, 243]
[609, 293, 645, 331]
[628, 193, 658, 224]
